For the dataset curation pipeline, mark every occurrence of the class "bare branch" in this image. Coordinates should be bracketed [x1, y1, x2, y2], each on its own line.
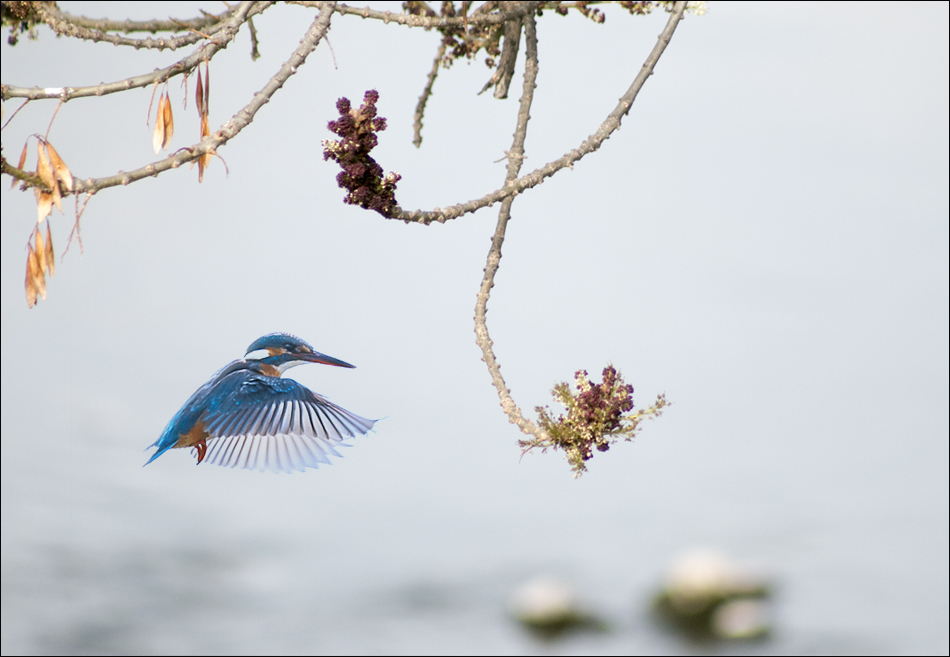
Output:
[47, 8, 231, 34]
[474, 2, 544, 439]
[5, 2, 335, 197]
[389, 0, 689, 225]
[292, 1, 534, 29]
[31, 2, 237, 50]
[1, 2, 271, 102]
[412, 42, 446, 148]
[478, 1, 522, 98]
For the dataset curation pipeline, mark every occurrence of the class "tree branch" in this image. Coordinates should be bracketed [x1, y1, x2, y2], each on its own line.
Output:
[1, 2, 270, 102]
[46, 8, 230, 34]
[474, 2, 544, 438]
[389, 0, 689, 225]
[478, 1, 522, 98]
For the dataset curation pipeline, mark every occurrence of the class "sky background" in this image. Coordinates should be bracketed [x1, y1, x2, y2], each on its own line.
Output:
[2, 2, 948, 655]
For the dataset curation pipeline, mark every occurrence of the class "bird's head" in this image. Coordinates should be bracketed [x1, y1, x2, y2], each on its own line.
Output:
[245, 333, 355, 374]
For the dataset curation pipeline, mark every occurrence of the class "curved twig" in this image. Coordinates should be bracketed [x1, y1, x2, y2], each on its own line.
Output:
[389, 0, 689, 225]
[474, 2, 543, 437]
[3, 2, 336, 197]
[412, 42, 446, 148]
[1, 2, 270, 102]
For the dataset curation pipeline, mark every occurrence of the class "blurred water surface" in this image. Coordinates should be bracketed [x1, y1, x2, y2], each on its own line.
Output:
[2, 2, 948, 654]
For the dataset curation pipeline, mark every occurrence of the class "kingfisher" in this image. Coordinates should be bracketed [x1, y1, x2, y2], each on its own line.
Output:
[146, 333, 375, 473]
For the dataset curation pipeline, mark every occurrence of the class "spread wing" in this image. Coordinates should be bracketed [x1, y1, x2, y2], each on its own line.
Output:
[199, 371, 375, 473]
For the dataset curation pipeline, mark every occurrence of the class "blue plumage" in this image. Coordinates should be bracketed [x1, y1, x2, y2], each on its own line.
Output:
[146, 334, 375, 473]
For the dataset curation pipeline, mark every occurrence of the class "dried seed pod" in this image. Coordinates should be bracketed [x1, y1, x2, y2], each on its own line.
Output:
[35, 228, 47, 274]
[162, 91, 175, 150]
[26, 247, 39, 308]
[45, 222, 55, 277]
[12, 141, 28, 190]
[35, 188, 53, 223]
[46, 141, 73, 192]
[36, 140, 56, 190]
[153, 93, 167, 154]
[195, 69, 205, 117]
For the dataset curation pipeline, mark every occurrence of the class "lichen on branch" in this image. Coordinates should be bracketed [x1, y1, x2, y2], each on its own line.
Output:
[526, 366, 669, 477]
[322, 90, 401, 218]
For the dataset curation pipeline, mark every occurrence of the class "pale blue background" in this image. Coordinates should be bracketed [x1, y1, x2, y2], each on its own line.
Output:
[2, 2, 948, 654]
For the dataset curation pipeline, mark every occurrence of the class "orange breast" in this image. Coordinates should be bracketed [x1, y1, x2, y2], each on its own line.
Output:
[174, 419, 209, 449]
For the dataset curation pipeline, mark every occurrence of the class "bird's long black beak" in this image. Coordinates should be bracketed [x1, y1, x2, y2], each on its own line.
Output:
[298, 352, 355, 368]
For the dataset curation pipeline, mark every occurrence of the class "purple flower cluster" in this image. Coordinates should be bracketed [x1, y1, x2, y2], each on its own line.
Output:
[323, 90, 401, 217]
[574, 366, 634, 449]
[529, 364, 665, 476]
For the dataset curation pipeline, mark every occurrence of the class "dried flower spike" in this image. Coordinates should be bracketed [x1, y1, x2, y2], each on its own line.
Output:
[322, 90, 401, 218]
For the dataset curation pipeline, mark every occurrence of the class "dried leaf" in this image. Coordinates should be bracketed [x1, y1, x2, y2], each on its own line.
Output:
[25, 247, 38, 308]
[162, 91, 174, 150]
[153, 94, 166, 154]
[35, 228, 47, 275]
[11, 141, 28, 190]
[45, 222, 55, 276]
[195, 69, 204, 117]
[45, 141, 73, 191]
[35, 188, 53, 223]
[36, 140, 56, 190]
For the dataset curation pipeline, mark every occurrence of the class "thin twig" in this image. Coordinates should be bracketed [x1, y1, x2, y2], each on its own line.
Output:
[43, 99, 64, 141]
[474, 2, 543, 438]
[169, 18, 214, 39]
[325, 36, 339, 69]
[413, 42, 446, 148]
[1, 99, 31, 131]
[64, 193, 93, 257]
[389, 0, 689, 225]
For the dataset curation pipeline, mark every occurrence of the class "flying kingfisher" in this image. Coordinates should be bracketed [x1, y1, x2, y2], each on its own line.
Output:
[146, 333, 375, 473]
